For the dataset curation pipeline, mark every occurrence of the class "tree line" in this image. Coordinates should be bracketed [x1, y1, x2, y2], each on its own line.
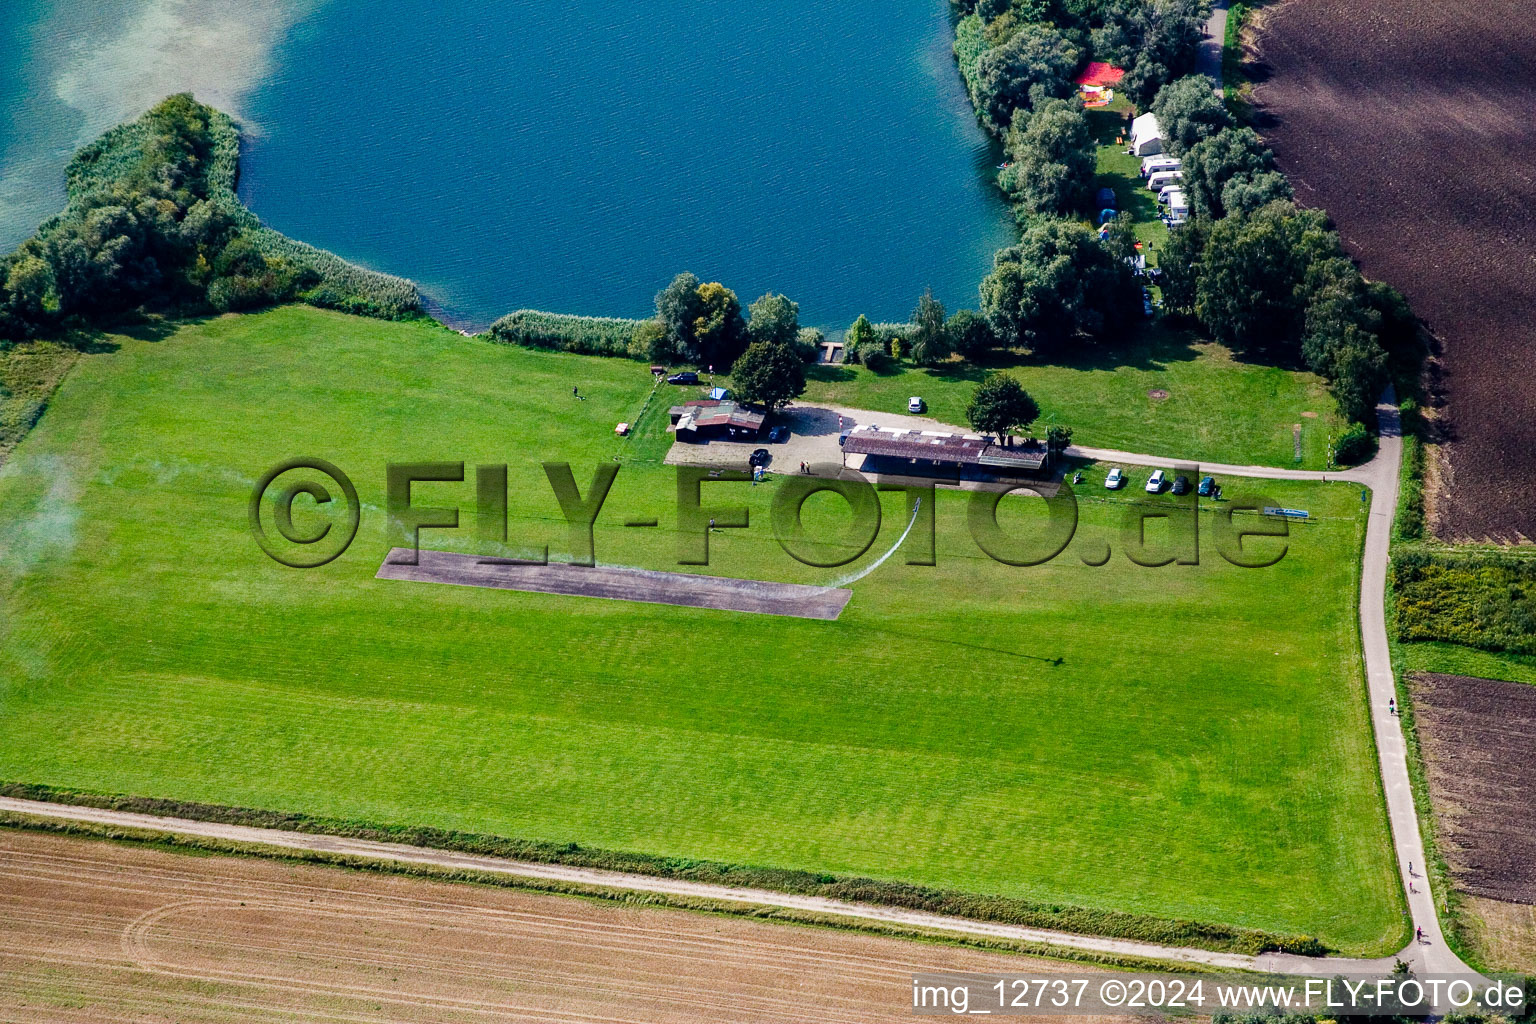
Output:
[0, 94, 419, 344]
[951, 0, 1421, 436]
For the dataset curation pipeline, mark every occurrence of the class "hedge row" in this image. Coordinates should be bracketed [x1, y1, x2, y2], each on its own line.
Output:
[1392, 550, 1536, 654]
[483, 309, 649, 358]
[0, 782, 1325, 957]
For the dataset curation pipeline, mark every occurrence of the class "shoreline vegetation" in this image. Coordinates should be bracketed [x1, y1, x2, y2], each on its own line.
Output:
[0, 95, 419, 343]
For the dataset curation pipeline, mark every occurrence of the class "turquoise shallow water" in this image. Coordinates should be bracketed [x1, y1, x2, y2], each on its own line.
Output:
[2, 0, 1013, 329]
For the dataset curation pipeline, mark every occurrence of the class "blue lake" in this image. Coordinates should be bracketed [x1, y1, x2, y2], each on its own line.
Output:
[237, 0, 1013, 328]
[0, 0, 1014, 330]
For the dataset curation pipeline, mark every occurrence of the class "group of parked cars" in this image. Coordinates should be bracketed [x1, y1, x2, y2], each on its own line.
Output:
[1104, 466, 1218, 497]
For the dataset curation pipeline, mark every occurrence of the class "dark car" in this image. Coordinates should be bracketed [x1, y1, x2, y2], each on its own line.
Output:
[768, 425, 790, 443]
[1171, 474, 1191, 496]
[1198, 475, 1217, 497]
[748, 448, 771, 468]
[666, 371, 698, 385]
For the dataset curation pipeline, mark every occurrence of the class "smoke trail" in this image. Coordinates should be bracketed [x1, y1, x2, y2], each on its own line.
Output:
[823, 496, 920, 589]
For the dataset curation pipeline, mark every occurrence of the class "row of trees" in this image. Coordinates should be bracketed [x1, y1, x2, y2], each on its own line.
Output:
[0, 94, 419, 343]
[1138, 86, 1420, 425]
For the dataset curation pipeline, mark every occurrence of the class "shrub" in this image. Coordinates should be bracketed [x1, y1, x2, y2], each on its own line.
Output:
[1333, 421, 1375, 466]
[485, 310, 646, 358]
[855, 342, 893, 372]
[946, 308, 995, 359]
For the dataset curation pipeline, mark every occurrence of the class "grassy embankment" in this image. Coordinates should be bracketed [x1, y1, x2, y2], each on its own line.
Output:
[0, 304, 1400, 952]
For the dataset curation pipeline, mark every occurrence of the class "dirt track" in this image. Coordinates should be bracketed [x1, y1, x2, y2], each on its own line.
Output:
[1410, 673, 1536, 905]
[1252, 0, 1536, 542]
[0, 829, 1139, 1023]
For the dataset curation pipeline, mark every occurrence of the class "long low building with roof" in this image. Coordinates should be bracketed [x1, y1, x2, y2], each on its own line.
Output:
[669, 399, 766, 442]
[840, 425, 1051, 479]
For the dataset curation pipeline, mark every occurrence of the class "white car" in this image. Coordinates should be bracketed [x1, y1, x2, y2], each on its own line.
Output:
[1105, 467, 1124, 489]
[907, 396, 925, 413]
[1145, 469, 1166, 493]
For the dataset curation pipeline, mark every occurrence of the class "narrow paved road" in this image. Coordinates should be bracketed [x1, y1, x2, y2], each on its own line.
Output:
[0, 394, 1475, 980]
[1199, 0, 1229, 93]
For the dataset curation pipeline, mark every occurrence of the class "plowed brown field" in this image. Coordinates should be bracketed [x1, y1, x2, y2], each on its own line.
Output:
[1410, 673, 1536, 905]
[1253, 0, 1536, 542]
[0, 829, 1129, 1023]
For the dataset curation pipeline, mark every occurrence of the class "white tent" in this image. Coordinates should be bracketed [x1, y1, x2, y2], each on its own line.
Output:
[1129, 112, 1162, 156]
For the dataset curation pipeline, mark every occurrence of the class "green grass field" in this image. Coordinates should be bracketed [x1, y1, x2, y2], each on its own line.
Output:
[0, 306, 1399, 950]
[803, 327, 1341, 469]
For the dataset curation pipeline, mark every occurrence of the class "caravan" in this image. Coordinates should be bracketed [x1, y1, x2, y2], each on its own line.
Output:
[1140, 154, 1180, 178]
[1163, 188, 1190, 224]
[1147, 169, 1182, 193]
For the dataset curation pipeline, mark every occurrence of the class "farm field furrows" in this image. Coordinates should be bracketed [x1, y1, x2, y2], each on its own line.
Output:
[0, 306, 1400, 950]
[1252, 0, 1536, 542]
[0, 828, 1137, 1023]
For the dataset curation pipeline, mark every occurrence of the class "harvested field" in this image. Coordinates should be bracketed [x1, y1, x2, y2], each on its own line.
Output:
[376, 548, 854, 620]
[0, 829, 1127, 1024]
[1410, 672, 1536, 905]
[1252, 0, 1536, 541]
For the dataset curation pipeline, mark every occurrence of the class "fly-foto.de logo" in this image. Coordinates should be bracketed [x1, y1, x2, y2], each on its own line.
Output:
[249, 459, 1293, 570]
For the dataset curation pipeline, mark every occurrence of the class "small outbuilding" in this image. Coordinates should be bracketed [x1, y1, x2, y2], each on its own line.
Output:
[1129, 112, 1163, 156]
[669, 399, 766, 442]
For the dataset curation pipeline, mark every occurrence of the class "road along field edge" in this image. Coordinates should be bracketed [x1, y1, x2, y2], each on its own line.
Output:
[0, 794, 1271, 969]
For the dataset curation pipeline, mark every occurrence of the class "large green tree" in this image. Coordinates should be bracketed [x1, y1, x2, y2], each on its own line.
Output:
[1194, 201, 1337, 352]
[730, 340, 806, 411]
[1182, 127, 1292, 219]
[746, 291, 800, 349]
[693, 281, 748, 370]
[1151, 74, 1232, 156]
[1001, 98, 1096, 217]
[974, 22, 1081, 133]
[654, 271, 705, 361]
[909, 289, 951, 367]
[979, 218, 1137, 353]
[966, 372, 1040, 440]
[653, 273, 748, 368]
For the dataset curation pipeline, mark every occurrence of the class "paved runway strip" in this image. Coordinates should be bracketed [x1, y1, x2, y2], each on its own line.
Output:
[376, 548, 853, 620]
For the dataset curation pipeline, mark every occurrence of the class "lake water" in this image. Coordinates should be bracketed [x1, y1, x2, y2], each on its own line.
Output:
[2, 0, 1013, 329]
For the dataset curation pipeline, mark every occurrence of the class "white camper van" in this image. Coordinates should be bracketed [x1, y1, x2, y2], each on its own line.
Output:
[1147, 170, 1182, 193]
[1140, 154, 1181, 178]
[1163, 189, 1190, 224]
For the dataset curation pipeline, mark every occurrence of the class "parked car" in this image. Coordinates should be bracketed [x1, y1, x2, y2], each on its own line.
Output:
[1171, 474, 1191, 496]
[1145, 469, 1166, 493]
[767, 425, 790, 443]
[908, 396, 925, 413]
[748, 448, 771, 467]
[1105, 466, 1125, 489]
[666, 371, 698, 385]
[1198, 475, 1217, 497]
